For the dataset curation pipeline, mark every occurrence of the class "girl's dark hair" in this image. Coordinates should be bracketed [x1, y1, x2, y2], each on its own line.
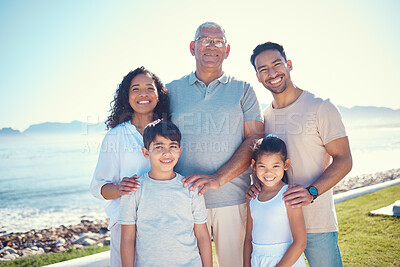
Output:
[252, 136, 289, 184]
[105, 66, 170, 129]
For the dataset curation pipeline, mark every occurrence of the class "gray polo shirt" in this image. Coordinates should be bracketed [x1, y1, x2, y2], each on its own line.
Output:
[167, 72, 263, 208]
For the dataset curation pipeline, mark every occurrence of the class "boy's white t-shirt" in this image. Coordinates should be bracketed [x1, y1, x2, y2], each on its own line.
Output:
[118, 172, 207, 267]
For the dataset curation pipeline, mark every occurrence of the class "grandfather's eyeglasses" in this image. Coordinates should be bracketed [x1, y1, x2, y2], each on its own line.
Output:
[195, 37, 226, 48]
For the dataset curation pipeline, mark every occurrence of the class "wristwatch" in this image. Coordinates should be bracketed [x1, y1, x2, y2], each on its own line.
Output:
[306, 186, 319, 203]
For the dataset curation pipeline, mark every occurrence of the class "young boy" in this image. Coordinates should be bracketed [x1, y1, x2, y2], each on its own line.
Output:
[118, 120, 212, 267]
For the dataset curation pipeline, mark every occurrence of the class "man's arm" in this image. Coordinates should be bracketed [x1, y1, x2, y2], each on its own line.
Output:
[194, 223, 213, 267]
[283, 136, 353, 208]
[120, 224, 136, 267]
[182, 120, 264, 196]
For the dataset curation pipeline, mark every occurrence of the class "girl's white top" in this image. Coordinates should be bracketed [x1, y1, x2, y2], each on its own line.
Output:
[89, 121, 150, 229]
[250, 184, 292, 245]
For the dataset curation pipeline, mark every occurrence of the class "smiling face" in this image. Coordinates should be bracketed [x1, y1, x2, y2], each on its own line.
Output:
[255, 49, 293, 95]
[142, 135, 182, 179]
[128, 74, 159, 116]
[252, 152, 290, 188]
[190, 26, 230, 72]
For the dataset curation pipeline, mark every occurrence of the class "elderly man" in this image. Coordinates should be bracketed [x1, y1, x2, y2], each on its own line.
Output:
[249, 41, 353, 266]
[167, 22, 264, 266]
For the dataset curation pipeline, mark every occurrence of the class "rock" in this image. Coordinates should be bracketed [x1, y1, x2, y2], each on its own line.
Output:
[0, 246, 18, 254]
[73, 244, 84, 250]
[55, 238, 66, 247]
[1, 253, 20, 261]
[82, 238, 97, 246]
[103, 237, 111, 246]
[99, 227, 108, 235]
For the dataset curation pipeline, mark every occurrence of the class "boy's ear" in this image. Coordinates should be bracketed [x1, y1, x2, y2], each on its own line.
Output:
[142, 147, 150, 159]
[251, 159, 256, 169]
[284, 159, 290, 170]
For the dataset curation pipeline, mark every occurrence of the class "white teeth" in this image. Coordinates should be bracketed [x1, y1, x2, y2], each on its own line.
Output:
[161, 160, 172, 163]
[270, 77, 282, 85]
[138, 100, 150, 104]
[264, 177, 275, 181]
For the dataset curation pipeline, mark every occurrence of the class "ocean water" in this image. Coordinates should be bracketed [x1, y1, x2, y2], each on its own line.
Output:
[0, 126, 399, 234]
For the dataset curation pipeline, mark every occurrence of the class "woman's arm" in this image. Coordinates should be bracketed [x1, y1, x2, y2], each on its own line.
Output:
[101, 175, 140, 200]
[275, 205, 307, 267]
[194, 223, 212, 267]
[243, 202, 253, 267]
[120, 224, 136, 267]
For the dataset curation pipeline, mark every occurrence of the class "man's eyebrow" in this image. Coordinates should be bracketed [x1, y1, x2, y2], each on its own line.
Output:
[256, 59, 284, 70]
[272, 59, 283, 64]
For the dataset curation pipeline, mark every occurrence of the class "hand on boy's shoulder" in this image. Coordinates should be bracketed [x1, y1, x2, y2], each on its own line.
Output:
[181, 173, 221, 196]
[119, 175, 141, 196]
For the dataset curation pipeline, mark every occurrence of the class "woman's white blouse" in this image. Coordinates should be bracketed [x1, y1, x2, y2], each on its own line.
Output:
[89, 121, 150, 229]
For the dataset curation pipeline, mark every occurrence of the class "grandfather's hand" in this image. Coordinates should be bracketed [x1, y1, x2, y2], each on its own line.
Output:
[182, 174, 221, 196]
[282, 184, 313, 208]
[118, 175, 140, 196]
[246, 181, 262, 200]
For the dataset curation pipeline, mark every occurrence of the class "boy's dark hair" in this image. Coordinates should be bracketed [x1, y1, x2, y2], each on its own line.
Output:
[252, 135, 289, 184]
[250, 42, 287, 71]
[143, 120, 181, 149]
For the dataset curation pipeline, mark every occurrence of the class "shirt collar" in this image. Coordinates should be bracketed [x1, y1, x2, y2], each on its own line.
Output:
[189, 71, 229, 85]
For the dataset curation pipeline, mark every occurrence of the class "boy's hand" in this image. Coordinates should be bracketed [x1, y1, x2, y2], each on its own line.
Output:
[182, 174, 221, 196]
[246, 181, 262, 200]
[118, 175, 141, 196]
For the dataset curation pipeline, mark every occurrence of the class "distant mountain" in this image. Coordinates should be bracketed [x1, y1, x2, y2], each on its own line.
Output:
[260, 104, 399, 128]
[338, 106, 400, 128]
[23, 120, 107, 135]
[0, 127, 23, 136]
[1, 106, 399, 136]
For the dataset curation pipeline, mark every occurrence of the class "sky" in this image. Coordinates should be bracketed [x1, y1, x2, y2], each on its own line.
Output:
[1, 0, 400, 131]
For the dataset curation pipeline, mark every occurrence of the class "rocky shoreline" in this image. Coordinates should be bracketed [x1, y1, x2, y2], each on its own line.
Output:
[1, 168, 399, 263]
[333, 168, 400, 194]
[0, 220, 110, 262]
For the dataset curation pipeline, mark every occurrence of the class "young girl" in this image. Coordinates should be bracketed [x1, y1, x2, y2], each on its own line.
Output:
[90, 66, 169, 267]
[243, 135, 307, 267]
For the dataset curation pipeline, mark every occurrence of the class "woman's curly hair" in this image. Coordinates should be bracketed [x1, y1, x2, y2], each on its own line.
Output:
[105, 66, 170, 129]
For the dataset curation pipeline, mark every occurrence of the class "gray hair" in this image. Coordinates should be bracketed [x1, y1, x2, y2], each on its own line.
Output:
[194, 21, 227, 41]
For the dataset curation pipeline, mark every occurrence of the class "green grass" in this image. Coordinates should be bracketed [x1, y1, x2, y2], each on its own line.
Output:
[0, 245, 109, 267]
[336, 184, 400, 266]
[2, 185, 399, 266]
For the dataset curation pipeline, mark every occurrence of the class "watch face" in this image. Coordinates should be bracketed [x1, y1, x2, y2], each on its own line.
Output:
[309, 186, 318, 196]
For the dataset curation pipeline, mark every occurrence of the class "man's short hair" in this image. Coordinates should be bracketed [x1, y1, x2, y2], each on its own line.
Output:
[194, 21, 227, 41]
[250, 42, 287, 71]
[143, 120, 181, 149]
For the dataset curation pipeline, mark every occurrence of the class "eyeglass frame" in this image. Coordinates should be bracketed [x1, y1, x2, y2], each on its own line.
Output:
[194, 36, 227, 48]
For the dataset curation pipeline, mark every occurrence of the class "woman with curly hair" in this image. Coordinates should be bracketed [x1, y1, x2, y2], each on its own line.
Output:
[90, 66, 169, 266]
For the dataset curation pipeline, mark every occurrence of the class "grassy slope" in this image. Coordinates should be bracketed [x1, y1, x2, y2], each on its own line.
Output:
[0, 245, 110, 267]
[336, 184, 400, 266]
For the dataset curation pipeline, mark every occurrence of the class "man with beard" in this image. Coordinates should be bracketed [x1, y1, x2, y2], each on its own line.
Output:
[248, 42, 352, 267]
[167, 22, 264, 267]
